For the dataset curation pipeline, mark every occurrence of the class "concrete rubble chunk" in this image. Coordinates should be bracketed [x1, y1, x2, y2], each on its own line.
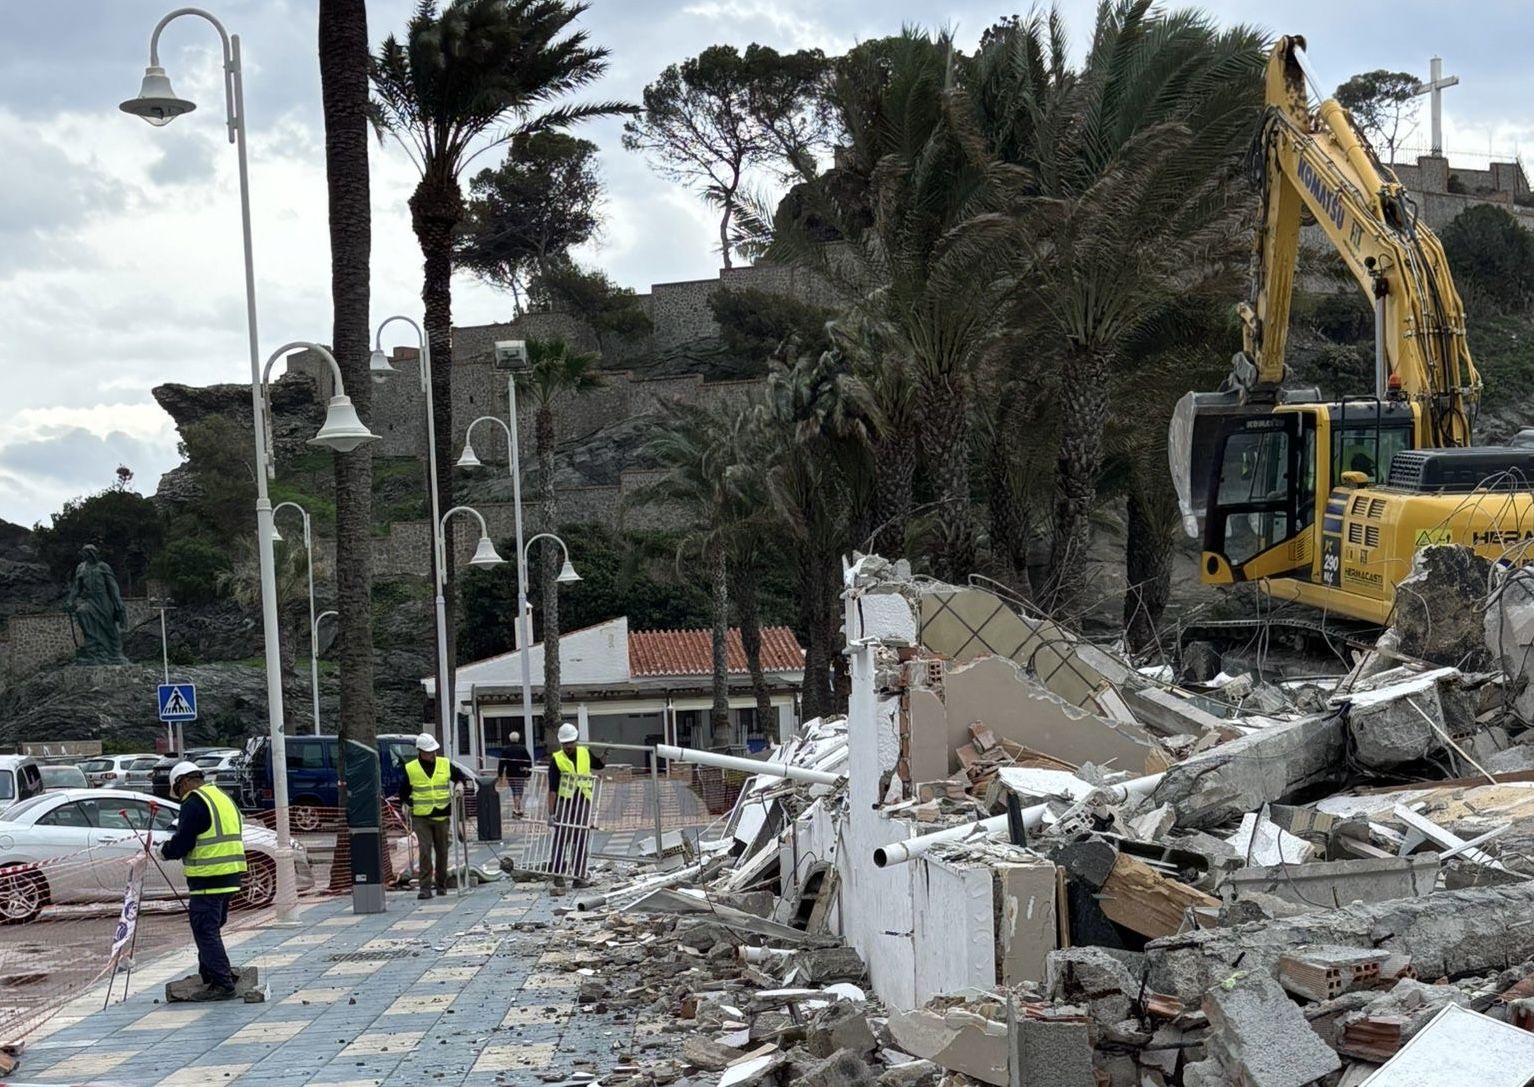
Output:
[1151, 712, 1346, 828]
[885, 1007, 1008, 1087]
[1202, 972, 1341, 1087]
[796, 1049, 878, 1087]
[1351, 1003, 1534, 1086]
[1487, 565, 1534, 721]
[791, 947, 868, 984]
[1340, 667, 1471, 770]
[680, 1035, 744, 1071]
[875, 1059, 939, 1087]
[1012, 1018, 1096, 1087]
[1223, 855, 1440, 910]
[808, 1002, 878, 1058]
[1147, 882, 1534, 1003]
[1393, 545, 1496, 670]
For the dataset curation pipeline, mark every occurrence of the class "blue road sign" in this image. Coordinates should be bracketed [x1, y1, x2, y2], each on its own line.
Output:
[157, 683, 197, 722]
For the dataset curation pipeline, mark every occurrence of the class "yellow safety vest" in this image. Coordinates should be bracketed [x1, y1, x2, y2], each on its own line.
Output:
[406, 757, 452, 820]
[552, 747, 593, 801]
[185, 784, 247, 895]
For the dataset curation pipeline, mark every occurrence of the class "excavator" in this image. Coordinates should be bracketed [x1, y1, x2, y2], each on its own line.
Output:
[1170, 34, 1534, 628]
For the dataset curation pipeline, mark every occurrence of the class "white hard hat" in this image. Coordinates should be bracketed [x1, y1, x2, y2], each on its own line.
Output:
[415, 732, 441, 752]
[509, 731, 521, 743]
[169, 760, 203, 788]
[557, 723, 579, 744]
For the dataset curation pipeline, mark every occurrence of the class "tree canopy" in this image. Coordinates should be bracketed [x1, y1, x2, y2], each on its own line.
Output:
[1334, 70, 1421, 161]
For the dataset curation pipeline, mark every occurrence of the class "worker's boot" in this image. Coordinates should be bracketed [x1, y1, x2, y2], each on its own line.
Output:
[551, 877, 567, 896]
[417, 885, 433, 900]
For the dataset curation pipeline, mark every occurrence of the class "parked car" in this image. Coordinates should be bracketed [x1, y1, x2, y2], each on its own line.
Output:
[238, 733, 479, 830]
[148, 748, 238, 800]
[38, 765, 88, 791]
[0, 756, 45, 809]
[193, 750, 242, 790]
[122, 756, 160, 791]
[0, 788, 313, 923]
[77, 755, 151, 789]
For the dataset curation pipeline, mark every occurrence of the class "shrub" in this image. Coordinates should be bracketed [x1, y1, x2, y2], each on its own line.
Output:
[32, 488, 164, 593]
[148, 538, 231, 605]
[1441, 204, 1534, 315]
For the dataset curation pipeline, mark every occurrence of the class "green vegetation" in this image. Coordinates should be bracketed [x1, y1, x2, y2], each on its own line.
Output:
[147, 538, 231, 606]
[32, 480, 163, 594]
[1441, 204, 1534, 316]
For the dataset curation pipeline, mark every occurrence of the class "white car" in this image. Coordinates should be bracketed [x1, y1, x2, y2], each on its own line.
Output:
[78, 754, 159, 790]
[0, 789, 312, 923]
[193, 750, 242, 790]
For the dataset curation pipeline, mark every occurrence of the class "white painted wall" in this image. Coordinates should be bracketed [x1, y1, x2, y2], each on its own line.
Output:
[910, 855, 997, 1005]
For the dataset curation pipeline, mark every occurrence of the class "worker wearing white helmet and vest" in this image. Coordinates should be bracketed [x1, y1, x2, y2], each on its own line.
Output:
[160, 760, 246, 1000]
[398, 732, 471, 899]
[546, 722, 604, 895]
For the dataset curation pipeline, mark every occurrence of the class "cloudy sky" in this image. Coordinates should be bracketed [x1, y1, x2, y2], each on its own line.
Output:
[2, 0, 1531, 527]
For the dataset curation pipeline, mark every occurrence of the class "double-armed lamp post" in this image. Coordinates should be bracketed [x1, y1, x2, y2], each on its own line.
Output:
[122, 7, 379, 920]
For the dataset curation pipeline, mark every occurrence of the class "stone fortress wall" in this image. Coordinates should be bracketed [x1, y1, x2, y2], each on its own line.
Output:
[288, 261, 823, 577]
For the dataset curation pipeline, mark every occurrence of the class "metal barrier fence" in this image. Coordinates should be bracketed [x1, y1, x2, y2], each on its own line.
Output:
[508, 770, 601, 881]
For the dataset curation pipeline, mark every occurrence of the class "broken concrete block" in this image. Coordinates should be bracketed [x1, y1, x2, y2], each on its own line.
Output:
[808, 1003, 878, 1059]
[1203, 972, 1341, 1087]
[875, 1059, 938, 1087]
[1013, 1017, 1096, 1087]
[1123, 684, 1232, 738]
[995, 860, 1060, 988]
[1046, 946, 1139, 1006]
[790, 947, 868, 984]
[1226, 809, 1315, 866]
[1151, 713, 1346, 829]
[1394, 545, 1495, 670]
[1343, 668, 1466, 769]
[1223, 855, 1440, 909]
[1487, 566, 1534, 721]
[681, 1036, 745, 1071]
[1049, 839, 1119, 889]
[796, 1049, 877, 1087]
[1483, 744, 1534, 774]
[1147, 882, 1534, 1004]
[886, 1007, 1008, 1086]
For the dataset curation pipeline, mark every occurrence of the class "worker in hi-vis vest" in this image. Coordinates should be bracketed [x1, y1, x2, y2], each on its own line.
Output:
[399, 732, 472, 899]
[161, 760, 247, 1000]
[545, 723, 604, 895]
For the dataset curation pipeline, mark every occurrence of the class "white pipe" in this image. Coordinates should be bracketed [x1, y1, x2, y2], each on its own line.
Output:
[572, 855, 715, 912]
[656, 744, 844, 786]
[873, 772, 1165, 868]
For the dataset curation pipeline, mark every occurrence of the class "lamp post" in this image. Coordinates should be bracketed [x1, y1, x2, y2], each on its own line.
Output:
[123, 9, 378, 921]
[271, 502, 322, 736]
[435, 505, 506, 895]
[456, 412, 529, 770]
[517, 532, 580, 760]
[313, 610, 337, 731]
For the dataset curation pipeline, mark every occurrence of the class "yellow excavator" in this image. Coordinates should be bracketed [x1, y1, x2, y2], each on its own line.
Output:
[1171, 34, 1534, 627]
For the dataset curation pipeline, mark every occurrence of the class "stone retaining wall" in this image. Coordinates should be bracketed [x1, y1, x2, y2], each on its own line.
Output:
[2, 599, 159, 683]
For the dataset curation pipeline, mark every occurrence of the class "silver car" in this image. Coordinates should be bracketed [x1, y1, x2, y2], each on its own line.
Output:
[0, 789, 312, 923]
[78, 754, 157, 789]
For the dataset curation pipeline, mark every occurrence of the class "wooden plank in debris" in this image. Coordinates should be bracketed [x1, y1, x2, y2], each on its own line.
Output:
[1096, 853, 1218, 940]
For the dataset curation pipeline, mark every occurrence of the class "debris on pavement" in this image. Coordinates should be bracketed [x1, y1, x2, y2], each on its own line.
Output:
[552, 549, 1534, 1087]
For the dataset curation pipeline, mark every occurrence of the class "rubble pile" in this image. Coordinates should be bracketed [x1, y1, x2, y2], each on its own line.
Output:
[571, 547, 1534, 1086]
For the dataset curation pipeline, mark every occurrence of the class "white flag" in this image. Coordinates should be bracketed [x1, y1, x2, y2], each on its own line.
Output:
[108, 853, 146, 966]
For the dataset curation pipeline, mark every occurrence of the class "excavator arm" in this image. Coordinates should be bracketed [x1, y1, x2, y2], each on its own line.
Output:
[1242, 35, 1479, 446]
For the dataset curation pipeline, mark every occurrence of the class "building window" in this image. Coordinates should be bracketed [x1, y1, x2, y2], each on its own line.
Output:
[676, 710, 699, 747]
[740, 708, 764, 740]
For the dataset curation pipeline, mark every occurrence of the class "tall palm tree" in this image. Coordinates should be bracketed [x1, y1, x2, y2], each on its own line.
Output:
[370, 0, 628, 713]
[769, 31, 1010, 582]
[517, 337, 599, 733]
[318, 0, 376, 759]
[967, 3, 1264, 618]
[754, 346, 880, 720]
[639, 403, 751, 741]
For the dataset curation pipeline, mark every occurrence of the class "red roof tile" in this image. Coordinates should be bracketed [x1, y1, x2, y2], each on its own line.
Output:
[629, 626, 803, 678]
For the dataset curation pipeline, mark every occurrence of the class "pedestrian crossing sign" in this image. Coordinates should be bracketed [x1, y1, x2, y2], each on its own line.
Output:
[157, 683, 197, 722]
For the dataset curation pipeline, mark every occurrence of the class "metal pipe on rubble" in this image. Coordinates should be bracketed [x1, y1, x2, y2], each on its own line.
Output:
[655, 744, 844, 786]
[872, 772, 1166, 868]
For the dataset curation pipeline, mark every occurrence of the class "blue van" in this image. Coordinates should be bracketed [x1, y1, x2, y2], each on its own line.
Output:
[237, 733, 478, 829]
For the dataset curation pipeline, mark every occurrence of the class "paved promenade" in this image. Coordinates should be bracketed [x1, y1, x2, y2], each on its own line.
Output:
[18, 882, 640, 1087]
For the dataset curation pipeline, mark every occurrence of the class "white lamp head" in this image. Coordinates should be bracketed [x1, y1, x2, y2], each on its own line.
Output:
[556, 560, 581, 584]
[120, 66, 196, 126]
[469, 536, 505, 568]
[270, 525, 284, 544]
[369, 348, 396, 373]
[456, 444, 483, 469]
[309, 395, 379, 453]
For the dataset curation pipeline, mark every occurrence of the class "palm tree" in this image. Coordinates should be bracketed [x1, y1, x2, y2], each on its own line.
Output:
[967, 3, 1264, 618]
[517, 337, 599, 733]
[370, 0, 628, 711]
[639, 403, 751, 741]
[754, 345, 880, 720]
[319, 0, 376, 755]
[768, 31, 1010, 582]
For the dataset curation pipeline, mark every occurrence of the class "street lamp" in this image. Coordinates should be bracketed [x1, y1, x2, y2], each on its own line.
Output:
[271, 502, 323, 737]
[124, 8, 381, 921]
[313, 610, 338, 729]
[436, 505, 504, 894]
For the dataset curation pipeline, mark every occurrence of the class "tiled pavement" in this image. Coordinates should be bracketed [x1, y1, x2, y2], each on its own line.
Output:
[19, 882, 651, 1087]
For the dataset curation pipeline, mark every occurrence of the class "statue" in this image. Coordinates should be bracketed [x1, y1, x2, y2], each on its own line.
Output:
[66, 545, 130, 666]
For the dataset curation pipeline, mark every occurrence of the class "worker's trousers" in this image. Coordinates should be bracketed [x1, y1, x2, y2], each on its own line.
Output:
[413, 815, 451, 890]
[188, 893, 235, 990]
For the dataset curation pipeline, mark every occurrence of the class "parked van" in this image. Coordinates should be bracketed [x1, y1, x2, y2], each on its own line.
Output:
[236, 734, 479, 830]
[0, 756, 46, 810]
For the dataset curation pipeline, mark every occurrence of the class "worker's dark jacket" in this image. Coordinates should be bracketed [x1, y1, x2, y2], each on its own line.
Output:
[160, 791, 233, 895]
[397, 758, 471, 820]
